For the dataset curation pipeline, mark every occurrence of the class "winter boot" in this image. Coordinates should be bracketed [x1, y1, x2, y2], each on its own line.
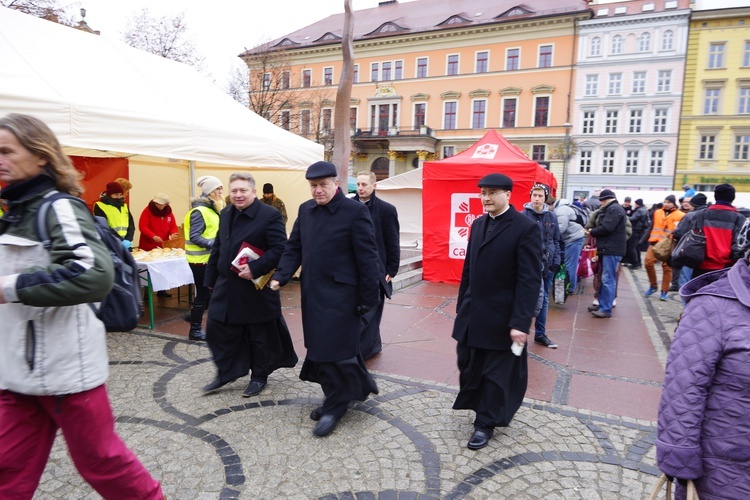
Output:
[188, 305, 207, 341]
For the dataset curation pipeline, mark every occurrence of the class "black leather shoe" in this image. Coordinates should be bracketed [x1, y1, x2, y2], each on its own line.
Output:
[467, 428, 493, 450]
[242, 380, 267, 398]
[202, 377, 237, 394]
[310, 407, 323, 421]
[587, 305, 600, 312]
[313, 414, 339, 437]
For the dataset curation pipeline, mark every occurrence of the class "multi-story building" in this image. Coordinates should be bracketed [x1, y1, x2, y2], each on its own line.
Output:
[241, 0, 592, 181]
[570, 0, 691, 201]
[675, 1, 750, 195]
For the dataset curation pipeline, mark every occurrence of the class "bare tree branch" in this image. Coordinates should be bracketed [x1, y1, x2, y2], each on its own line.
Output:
[3, 0, 77, 26]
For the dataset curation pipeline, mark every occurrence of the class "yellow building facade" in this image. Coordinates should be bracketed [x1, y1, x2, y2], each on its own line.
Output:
[242, 0, 591, 181]
[676, 5, 750, 194]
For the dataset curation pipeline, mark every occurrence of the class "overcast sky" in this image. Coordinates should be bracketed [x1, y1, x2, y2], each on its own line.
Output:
[78, 0, 399, 87]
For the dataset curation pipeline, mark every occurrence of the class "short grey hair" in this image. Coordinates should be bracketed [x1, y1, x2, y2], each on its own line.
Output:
[229, 172, 256, 189]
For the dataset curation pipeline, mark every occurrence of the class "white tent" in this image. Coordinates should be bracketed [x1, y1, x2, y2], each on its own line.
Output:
[0, 7, 322, 232]
[377, 168, 423, 248]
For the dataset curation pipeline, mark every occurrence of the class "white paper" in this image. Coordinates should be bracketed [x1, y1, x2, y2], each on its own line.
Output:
[511, 342, 524, 356]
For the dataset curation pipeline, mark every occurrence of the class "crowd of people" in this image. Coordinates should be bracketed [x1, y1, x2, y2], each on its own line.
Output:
[2, 113, 750, 497]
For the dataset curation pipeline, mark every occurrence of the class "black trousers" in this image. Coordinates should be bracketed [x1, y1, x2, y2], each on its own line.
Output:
[360, 291, 385, 359]
[625, 231, 644, 267]
[188, 263, 211, 308]
[300, 356, 378, 419]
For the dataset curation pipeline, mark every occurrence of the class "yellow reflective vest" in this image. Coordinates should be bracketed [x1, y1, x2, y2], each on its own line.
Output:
[94, 201, 130, 238]
[184, 205, 219, 264]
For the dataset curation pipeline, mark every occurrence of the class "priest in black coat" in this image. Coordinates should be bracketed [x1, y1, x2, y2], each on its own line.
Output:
[270, 161, 381, 438]
[202, 172, 298, 397]
[452, 173, 543, 450]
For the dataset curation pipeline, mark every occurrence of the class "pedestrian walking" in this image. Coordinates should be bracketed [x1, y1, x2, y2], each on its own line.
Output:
[644, 195, 684, 301]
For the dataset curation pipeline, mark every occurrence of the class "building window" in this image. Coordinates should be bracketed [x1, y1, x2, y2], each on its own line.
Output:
[650, 150, 664, 174]
[625, 150, 640, 174]
[632, 71, 646, 94]
[638, 32, 651, 52]
[735, 135, 750, 160]
[579, 150, 592, 173]
[590, 37, 601, 56]
[605, 110, 619, 133]
[382, 62, 392, 81]
[262, 72, 271, 89]
[280, 71, 290, 89]
[532, 145, 546, 161]
[353, 64, 359, 84]
[652, 108, 667, 133]
[321, 108, 332, 134]
[350, 107, 358, 130]
[629, 109, 643, 133]
[506, 48, 520, 71]
[414, 103, 426, 129]
[699, 134, 716, 160]
[611, 35, 623, 55]
[609, 73, 622, 95]
[472, 100, 486, 129]
[416, 57, 428, 78]
[538, 45, 552, 68]
[657, 70, 672, 92]
[476, 51, 488, 73]
[302, 69, 311, 87]
[324, 67, 333, 86]
[708, 43, 725, 69]
[739, 87, 750, 114]
[662, 30, 674, 51]
[534, 96, 549, 127]
[371, 63, 379, 82]
[502, 98, 517, 128]
[585, 74, 598, 97]
[444, 101, 457, 130]
[602, 150, 615, 174]
[582, 110, 595, 134]
[371, 103, 398, 135]
[395, 60, 403, 80]
[744, 41, 750, 67]
[447, 54, 459, 76]
[704, 89, 720, 114]
[443, 146, 455, 158]
[280, 110, 290, 131]
[300, 109, 311, 135]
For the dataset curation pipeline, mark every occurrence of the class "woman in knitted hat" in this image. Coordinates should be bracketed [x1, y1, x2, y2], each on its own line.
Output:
[94, 181, 135, 250]
[183, 176, 224, 341]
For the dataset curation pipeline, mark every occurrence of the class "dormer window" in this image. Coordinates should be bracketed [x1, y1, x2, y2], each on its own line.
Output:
[275, 38, 298, 47]
[440, 15, 470, 26]
[314, 32, 341, 43]
[497, 6, 533, 18]
[366, 22, 407, 36]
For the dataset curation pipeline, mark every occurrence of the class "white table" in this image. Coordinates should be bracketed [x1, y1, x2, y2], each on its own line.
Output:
[136, 257, 193, 328]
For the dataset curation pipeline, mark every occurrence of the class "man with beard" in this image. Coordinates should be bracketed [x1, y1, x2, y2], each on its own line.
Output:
[269, 161, 380, 438]
[353, 170, 400, 359]
[201, 172, 297, 397]
[452, 173, 543, 450]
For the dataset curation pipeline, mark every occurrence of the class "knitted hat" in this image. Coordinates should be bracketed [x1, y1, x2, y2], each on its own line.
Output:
[598, 189, 616, 201]
[105, 182, 124, 196]
[263, 183, 274, 194]
[689, 193, 707, 208]
[152, 193, 170, 205]
[115, 177, 132, 193]
[635, 198, 644, 206]
[664, 194, 677, 205]
[197, 176, 223, 196]
[714, 183, 736, 203]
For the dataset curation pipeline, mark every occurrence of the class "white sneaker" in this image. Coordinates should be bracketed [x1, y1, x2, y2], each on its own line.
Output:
[592, 299, 599, 306]
[613, 299, 617, 307]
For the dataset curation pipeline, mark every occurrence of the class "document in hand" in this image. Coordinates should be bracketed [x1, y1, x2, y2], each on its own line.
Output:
[231, 242, 274, 290]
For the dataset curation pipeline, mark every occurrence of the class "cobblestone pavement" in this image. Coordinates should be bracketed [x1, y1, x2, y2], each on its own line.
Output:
[35, 264, 685, 499]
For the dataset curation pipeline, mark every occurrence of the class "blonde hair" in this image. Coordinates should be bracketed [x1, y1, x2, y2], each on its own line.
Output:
[356, 171, 377, 184]
[115, 177, 133, 194]
[0, 113, 83, 196]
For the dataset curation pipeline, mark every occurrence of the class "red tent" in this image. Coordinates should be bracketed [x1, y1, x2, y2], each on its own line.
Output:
[422, 130, 557, 283]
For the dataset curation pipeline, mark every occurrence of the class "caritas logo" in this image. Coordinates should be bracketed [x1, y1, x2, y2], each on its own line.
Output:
[449, 193, 484, 259]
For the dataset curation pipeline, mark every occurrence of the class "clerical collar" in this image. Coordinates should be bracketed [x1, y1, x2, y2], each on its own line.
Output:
[488, 206, 510, 219]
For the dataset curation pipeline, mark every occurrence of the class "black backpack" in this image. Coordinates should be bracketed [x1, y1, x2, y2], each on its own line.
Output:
[35, 192, 142, 332]
[571, 204, 589, 227]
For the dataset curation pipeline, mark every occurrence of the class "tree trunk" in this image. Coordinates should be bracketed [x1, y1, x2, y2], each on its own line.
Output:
[332, 0, 354, 184]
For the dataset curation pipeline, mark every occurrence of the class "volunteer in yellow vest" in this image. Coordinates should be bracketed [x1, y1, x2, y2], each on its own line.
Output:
[94, 182, 135, 250]
[644, 194, 685, 301]
[185, 175, 224, 341]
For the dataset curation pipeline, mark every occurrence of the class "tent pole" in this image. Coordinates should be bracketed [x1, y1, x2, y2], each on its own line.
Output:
[188, 160, 195, 198]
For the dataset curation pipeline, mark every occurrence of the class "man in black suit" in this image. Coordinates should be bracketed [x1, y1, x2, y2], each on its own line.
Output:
[452, 173, 543, 450]
[353, 170, 401, 359]
[201, 172, 298, 397]
[270, 161, 381, 438]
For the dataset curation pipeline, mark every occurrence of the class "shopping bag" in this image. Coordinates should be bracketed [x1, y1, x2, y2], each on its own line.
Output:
[653, 237, 676, 262]
[647, 474, 699, 500]
[577, 236, 598, 279]
[553, 265, 570, 304]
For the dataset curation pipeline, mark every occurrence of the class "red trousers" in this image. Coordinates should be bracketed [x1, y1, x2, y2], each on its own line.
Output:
[0, 384, 163, 499]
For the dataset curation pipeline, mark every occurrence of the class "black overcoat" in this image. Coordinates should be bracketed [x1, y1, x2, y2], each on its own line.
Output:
[205, 200, 287, 324]
[353, 192, 401, 298]
[273, 189, 380, 362]
[452, 206, 543, 350]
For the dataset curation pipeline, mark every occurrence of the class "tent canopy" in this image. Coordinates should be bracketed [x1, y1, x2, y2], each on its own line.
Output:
[422, 130, 557, 283]
[376, 168, 423, 248]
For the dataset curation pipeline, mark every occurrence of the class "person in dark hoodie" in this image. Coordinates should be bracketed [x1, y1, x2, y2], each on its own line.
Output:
[672, 193, 708, 291]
